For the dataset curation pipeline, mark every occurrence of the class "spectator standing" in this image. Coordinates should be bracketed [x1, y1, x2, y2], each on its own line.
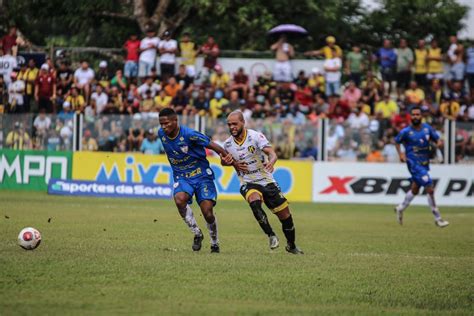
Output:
[199, 35, 220, 73]
[414, 40, 428, 88]
[305, 35, 343, 59]
[56, 61, 73, 95]
[270, 35, 294, 83]
[374, 39, 397, 94]
[73, 60, 94, 103]
[158, 31, 178, 82]
[179, 32, 198, 77]
[7, 69, 25, 113]
[35, 64, 56, 113]
[426, 39, 444, 83]
[123, 34, 140, 79]
[323, 47, 342, 96]
[139, 28, 160, 79]
[466, 45, 474, 96]
[0, 26, 20, 55]
[345, 44, 364, 86]
[447, 35, 458, 65]
[0, 48, 18, 87]
[396, 38, 414, 97]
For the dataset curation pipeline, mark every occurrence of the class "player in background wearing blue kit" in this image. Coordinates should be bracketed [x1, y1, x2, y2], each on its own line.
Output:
[158, 108, 234, 253]
[394, 107, 449, 227]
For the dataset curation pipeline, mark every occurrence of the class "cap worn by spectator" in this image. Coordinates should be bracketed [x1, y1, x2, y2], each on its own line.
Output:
[63, 101, 71, 108]
[214, 64, 222, 72]
[163, 31, 170, 37]
[133, 113, 142, 121]
[99, 60, 107, 68]
[326, 36, 336, 44]
[41, 63, 49, 71]
[14, 121, 20, 128]
[311, 67, 321, 74]
[148, 128, 154, 135]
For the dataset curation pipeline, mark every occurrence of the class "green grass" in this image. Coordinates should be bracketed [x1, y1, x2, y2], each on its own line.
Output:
[0, 191, 473, 315]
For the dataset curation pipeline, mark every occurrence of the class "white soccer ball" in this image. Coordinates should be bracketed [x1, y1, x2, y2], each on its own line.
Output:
[18, 227, 42, 250]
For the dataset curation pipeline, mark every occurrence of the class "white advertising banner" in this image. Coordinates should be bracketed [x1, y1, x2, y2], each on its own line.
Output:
[312, 162, 473, 206]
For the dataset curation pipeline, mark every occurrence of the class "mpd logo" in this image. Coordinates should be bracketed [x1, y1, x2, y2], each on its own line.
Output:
[320, 176, 474, 196]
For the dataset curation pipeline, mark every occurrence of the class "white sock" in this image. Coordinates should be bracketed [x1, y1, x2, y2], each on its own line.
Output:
[206, 218, 219, 246]
[180, 205, 202, 236]
[427, 195, 441, 220]
[397, 190, 415, 211]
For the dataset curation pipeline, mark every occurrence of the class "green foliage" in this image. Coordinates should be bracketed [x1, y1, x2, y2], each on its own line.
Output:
[0, 191, 473, 314]
[0, 0, 469, 50]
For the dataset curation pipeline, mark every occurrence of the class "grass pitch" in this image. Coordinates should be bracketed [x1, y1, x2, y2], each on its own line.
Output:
[0, 191, 473, 315]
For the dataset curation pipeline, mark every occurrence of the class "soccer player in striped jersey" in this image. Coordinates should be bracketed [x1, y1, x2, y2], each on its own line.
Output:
[223, 111, 304, 254]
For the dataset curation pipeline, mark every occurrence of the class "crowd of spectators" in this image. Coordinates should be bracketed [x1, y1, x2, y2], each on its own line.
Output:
[0, 26, 473, 162]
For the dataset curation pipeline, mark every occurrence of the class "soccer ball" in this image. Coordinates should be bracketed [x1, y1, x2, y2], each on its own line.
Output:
[18, 227, 42, 250]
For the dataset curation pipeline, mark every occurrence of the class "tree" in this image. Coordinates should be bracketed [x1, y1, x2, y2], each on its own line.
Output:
[362, 0, 469, 48]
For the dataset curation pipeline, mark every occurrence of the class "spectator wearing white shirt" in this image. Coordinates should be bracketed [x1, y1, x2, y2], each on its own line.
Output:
[33, 109, 51, 149]
[0, 48, 18, 87]
[139, 28, 160, 79]
[73, 60, 94, 103]
[90, 84, 108, 114]
[159, 31, 178, 82]
[7, 69, 25, 112]
[137, 76, 161, 99]
[323, 47, 342, 96]
[347, 106, 369, 129]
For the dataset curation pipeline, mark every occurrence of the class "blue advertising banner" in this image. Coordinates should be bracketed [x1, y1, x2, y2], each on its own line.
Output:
[48, 179, 173, 199]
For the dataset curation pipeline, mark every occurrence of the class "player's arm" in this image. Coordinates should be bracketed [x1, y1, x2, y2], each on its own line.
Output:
[206, 141, 233, 165]
[395, 143, 406, 162]
[262, 146, 278, 173]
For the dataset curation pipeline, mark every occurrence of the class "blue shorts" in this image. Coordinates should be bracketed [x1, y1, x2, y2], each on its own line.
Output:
[173, 177, 217, 206]
[407, 161, 432, 187]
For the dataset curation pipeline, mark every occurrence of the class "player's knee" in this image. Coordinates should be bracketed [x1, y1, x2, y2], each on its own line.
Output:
[202, 211, 215, 223]
[247, 192, 261, 203]
[411, 188, 420, 195]
[275, 207, 290, 220]
[174, 196, 188, 210]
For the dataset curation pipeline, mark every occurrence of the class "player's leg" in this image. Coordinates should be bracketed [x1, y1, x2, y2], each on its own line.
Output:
[196, 180, 220, 253]
[240, 184, 278, 249]
[425, 185, 449, 228]
[395, 181, 419, 225]
[263, 183, 303, 254]
[173, 181, 203, 251]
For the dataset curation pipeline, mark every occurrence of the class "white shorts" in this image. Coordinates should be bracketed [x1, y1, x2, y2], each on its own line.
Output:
[273, 61, 293, 82]
[426, 73, 444, 80]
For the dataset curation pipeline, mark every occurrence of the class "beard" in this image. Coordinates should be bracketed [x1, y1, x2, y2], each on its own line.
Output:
[412, 118, 421, 126]
[234, 126, 244, 137]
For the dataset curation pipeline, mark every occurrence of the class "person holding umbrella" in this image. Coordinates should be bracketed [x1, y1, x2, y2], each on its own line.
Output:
[270, 35, 295, 83]
[268, 24, 307, 83]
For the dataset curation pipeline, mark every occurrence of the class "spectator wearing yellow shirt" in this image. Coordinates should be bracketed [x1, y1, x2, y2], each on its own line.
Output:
[427, 39, 444, 82]
[6, 122, 31, 149]
[405, 81, 425, 106]
[179, 32, 198, 77]
[17, 61, 38, 112]
[154, 89, 172, 111]
[304, 36, 343, 59]
[440, 97, 460, 120]
[82, 129, 98, 151]
[209, 90, 228, 119]
[414, 39, 428, 88]
[375, 94, 398, 119]
[210, 64, 230, 93]
[308, 67, 325, 95]
[65, 86, 85, 112]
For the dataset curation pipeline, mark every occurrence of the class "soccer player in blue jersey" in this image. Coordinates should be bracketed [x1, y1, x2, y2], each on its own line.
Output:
[394, 107, 449, 227]
[158, 108, 234, 253]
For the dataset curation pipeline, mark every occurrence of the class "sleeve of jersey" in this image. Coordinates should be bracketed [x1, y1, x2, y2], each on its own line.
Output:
[256, 132, 271, 149]
[189, 130, 210, 147]
[395, 130, 405, 144]
[430, 126, 440, 142]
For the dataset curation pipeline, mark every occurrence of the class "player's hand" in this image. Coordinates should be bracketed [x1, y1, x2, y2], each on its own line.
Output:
[220, 153, 233, 166]
[263, 161, 275, 173]
[233, 161, 248, 173]
[399, 153, 407, 163]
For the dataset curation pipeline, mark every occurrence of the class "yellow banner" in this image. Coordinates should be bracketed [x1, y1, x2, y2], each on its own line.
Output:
[73, 152, 312, 202]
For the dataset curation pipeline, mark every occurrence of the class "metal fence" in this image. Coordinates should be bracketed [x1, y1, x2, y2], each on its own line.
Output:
[1, 113, 472, 164]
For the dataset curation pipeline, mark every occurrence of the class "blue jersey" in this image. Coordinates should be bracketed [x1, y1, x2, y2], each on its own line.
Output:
[395, 123, 439, 167]
[158, 125, 214, 181]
